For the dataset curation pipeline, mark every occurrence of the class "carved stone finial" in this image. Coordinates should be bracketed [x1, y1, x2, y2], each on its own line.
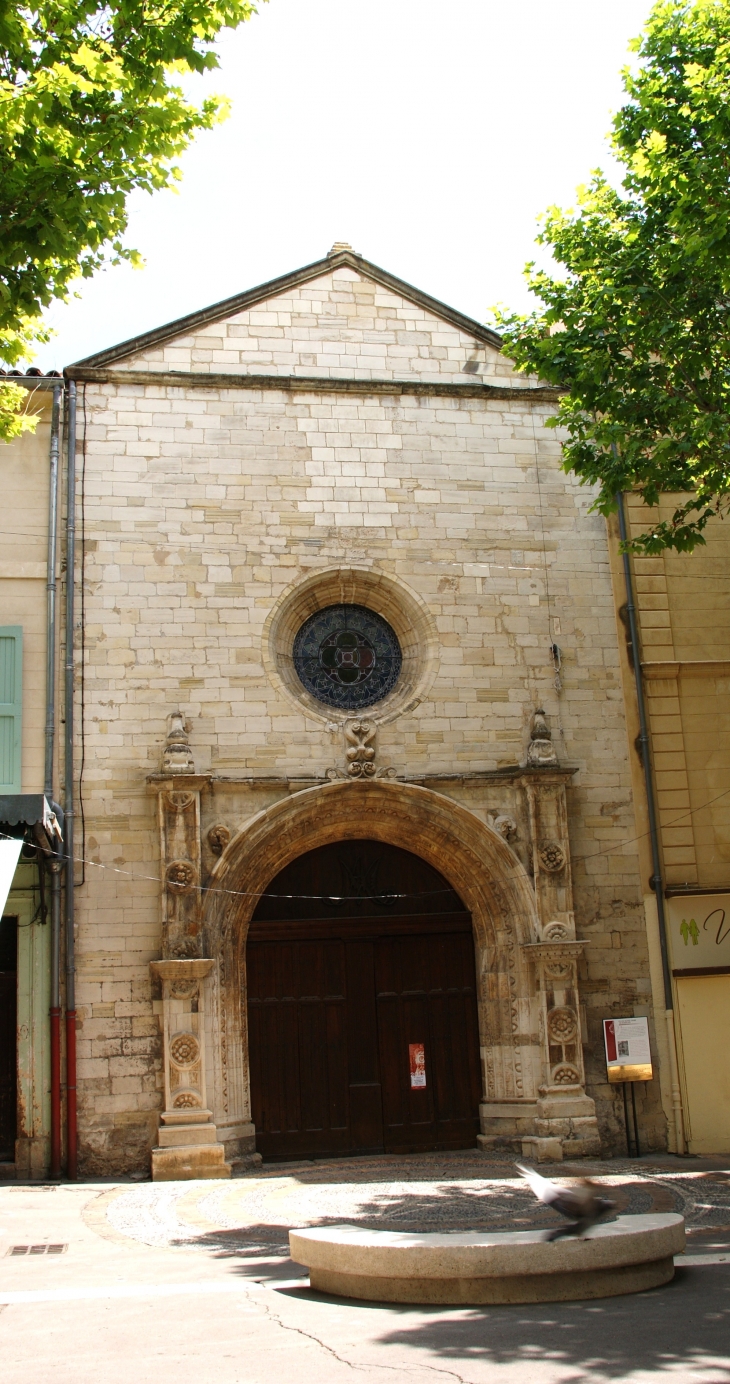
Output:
[162, 711, 195, 775]
[527, 707, 558, 766]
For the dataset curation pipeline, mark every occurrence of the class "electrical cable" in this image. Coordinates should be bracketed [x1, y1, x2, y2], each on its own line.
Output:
[2, 777, 730, 904]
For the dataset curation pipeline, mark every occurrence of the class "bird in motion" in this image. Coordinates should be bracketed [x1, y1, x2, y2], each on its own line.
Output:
[516, 1164, 616, 1241]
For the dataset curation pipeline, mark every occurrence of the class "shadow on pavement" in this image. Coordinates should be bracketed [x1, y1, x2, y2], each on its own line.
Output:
[367, 1266, 730, 1381]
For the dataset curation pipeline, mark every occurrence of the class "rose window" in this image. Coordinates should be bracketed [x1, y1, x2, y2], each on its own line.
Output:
[293, 604, 402, 710]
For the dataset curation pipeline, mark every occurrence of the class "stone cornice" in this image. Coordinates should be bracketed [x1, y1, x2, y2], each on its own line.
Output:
[65, 365, 561, 403]
[147, 767, 579, 791]
[407, 767, 578, 787]
[522, 942, 585, 961]
[150, 958, 215, 981]
[642, 659, 730, 679]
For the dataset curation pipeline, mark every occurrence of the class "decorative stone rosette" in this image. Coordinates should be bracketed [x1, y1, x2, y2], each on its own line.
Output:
[538, 841, 566, 874]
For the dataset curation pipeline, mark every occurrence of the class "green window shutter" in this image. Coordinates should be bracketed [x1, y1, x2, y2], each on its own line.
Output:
[0, 627, 22, 792]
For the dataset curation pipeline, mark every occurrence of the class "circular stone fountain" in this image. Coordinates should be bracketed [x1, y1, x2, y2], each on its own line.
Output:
[290, 1214, 685, 1304]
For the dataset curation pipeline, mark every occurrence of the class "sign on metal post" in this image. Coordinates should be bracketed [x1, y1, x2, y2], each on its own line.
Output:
[603, 1017, 653, 1084]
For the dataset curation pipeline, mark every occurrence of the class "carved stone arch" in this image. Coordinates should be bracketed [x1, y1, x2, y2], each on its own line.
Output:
[203, 779, 544, 1156]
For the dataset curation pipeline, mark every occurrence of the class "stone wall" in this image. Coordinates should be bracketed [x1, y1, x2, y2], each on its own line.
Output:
[66, 264, 666, 1170]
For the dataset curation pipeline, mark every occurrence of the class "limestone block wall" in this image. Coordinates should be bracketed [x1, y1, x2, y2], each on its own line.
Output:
[111, 264, 533, 385]
[63, 368, 666, 1172]
[60, 259, 670, 1170]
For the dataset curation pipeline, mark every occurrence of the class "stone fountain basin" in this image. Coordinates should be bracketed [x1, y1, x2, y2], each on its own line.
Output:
[290, 1214, 686, 1304]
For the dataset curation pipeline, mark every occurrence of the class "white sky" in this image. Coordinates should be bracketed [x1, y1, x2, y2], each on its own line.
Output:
[37, 0, 655, 370]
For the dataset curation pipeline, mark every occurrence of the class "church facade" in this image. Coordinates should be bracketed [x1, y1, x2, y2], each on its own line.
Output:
[64, 246, 666, 1175]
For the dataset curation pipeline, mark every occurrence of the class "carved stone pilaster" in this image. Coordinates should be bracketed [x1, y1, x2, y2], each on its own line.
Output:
[150, 959, 231, 1180]
[521, 940, 601, 1161]
[157, 779, 205, 958]
[520, 772, 575, 937]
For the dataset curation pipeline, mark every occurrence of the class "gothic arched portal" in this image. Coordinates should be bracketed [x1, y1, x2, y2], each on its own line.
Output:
[203, 778, 547, 1158]
[247, 840, 482, 1158]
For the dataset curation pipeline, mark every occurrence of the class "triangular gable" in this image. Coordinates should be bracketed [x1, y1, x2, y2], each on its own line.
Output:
[70, 250, 504, 376]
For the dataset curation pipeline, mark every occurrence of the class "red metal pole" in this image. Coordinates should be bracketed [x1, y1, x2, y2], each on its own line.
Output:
[65, 1009, 77, 1180]
[50, 1006, 61, 1177]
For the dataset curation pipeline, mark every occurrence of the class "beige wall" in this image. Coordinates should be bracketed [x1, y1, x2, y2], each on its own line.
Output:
[609, 496, 730, 1154]
[622, 494, 730, 890]
[0, 390, 54, 795]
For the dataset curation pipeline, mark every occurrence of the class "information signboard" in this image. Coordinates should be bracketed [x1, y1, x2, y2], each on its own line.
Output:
[603, 1017, 653, 1083]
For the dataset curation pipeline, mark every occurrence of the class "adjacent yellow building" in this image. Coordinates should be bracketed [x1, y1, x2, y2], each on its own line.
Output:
[0, 382, 60, 1176]
[611, 494, 730, 1154]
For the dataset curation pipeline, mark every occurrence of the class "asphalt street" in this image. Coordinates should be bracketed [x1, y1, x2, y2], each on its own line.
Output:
[1, 1153, 729, 1383]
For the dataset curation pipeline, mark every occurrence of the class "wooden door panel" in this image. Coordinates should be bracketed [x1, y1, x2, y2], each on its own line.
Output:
[247, 842, 479, 1161]
[375, 993, 405, 1130]
[375, 931, 480, 1153]
[249, 937, 353, 1157]
[346, 941, 384, 1153]
[0, 968, 16, 1161]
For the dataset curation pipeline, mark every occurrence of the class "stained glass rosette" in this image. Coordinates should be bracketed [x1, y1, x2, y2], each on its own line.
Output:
[293, 604, 402, 710]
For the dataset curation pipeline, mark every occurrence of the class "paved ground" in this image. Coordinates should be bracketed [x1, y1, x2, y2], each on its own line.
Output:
[1, 1152, 730, 1383]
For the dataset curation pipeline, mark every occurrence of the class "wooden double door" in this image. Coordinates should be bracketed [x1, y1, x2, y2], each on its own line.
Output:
[247, 842, 482, 1160]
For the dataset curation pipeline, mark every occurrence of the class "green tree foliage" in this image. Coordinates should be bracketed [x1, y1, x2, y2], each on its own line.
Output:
[0, 0, 261, 438]
[496, 0, 730, 553]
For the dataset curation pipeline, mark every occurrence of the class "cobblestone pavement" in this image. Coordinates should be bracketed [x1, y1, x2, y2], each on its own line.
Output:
[87, 1151, 730, 1266]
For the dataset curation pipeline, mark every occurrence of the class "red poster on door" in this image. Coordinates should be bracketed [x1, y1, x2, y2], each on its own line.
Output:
[409, 1043, 426, 1089]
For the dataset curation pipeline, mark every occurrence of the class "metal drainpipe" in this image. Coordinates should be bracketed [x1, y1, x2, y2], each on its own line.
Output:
[46, 383, 63, 1179]
[64, 381, 78, 1179]
[616, 491, 685, 1153]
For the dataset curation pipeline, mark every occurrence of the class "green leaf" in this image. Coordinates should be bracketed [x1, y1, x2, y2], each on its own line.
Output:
[498, 0, 730, 553]
[0, 0, 264, 427]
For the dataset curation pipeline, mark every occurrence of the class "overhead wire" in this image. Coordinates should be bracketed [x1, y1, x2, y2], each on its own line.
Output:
[5, 778, 730, 905]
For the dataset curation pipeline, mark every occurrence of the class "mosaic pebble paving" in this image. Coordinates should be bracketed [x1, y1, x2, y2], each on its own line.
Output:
[101, 1152, 730, 1256]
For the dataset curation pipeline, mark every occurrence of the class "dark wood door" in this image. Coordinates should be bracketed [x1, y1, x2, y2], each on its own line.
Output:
[247, 934, 383, 1160]
[247, 843, 481, 1161]
[375, 930, 482, 1153]
[0, 916, 17, 1162]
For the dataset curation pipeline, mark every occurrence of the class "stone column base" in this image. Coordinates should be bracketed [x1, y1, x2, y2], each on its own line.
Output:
[151, 1108, 231, 1181]
[152, 1143, 231, 1180]
[477, 1093, 601, 1162]
[531, 1090, 602, 1160]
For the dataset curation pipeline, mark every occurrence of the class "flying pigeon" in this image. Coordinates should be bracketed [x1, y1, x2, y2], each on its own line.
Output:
[516, 1163, 616, 1241]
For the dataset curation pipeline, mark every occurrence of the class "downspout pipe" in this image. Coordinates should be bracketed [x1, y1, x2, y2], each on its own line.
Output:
[616, 490, 685, 1152]
[46, 383, 63, 1179]
[64, 381, 78, 1179]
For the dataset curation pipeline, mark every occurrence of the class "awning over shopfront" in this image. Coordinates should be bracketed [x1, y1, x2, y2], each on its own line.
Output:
[0, 838, 22, 919]
[0, 795, 63, 918]
[0, 794, 63, 841]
